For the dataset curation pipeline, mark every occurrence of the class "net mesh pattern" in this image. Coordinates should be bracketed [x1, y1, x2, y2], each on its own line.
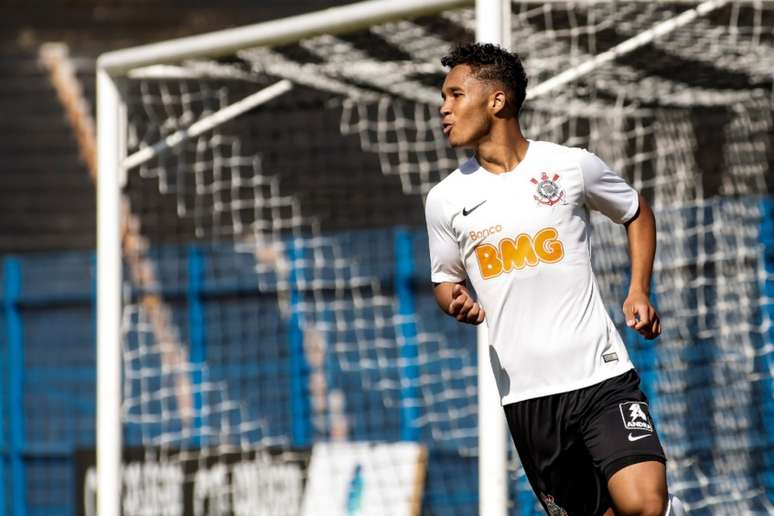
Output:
[118, 2, 774, 514]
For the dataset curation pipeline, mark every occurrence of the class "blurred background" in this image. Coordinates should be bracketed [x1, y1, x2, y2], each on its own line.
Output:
[1, 1, 774, 515]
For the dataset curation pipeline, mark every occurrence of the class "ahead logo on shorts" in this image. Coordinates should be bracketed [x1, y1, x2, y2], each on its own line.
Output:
[619, 401, 653, 433]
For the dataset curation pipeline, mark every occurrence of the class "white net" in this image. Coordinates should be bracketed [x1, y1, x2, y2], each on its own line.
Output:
[113, 2, 774, 515]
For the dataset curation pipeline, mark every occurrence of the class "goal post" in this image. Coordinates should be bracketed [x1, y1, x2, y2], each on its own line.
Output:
[96, 66, 124, 516]
[96, 1, 774, 515]
[475, 3, 510, 516]
[97, 2, 491, 516]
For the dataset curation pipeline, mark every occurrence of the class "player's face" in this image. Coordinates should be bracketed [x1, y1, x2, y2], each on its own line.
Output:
[440, 65, 493, 148]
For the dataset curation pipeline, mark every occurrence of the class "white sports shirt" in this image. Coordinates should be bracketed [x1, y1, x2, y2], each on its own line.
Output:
[425, 140, 638, 405]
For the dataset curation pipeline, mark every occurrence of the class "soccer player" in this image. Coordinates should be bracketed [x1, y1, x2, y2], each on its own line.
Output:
[425, 43, 684, 516]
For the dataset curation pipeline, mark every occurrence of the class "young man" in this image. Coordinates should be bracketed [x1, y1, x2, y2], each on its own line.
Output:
[425, 43, 683, 516]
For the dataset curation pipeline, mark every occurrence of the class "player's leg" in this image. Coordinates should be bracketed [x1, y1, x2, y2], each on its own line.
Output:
[580, 370, 669, 515]
[600, 499, 685, 516]
[606, 460, 667, 515]
[504, 393, 613, 516]
[606, 462, 686, 515]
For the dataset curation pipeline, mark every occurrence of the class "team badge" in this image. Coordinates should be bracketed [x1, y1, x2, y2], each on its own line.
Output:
[540, 493, 568, 516]
[531, 172, 565, 206]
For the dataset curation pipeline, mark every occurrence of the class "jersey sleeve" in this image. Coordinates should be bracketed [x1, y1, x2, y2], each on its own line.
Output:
[579, 150, 639, 224]
[425, 187, 466, 283]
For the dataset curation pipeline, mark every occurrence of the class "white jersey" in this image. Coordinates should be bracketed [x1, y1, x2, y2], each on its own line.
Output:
[425, 140, 638, 405]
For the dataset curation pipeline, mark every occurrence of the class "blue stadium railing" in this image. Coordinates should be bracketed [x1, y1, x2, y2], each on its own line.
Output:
[2, 197, 774, 516]
[0, 230, 479, 516]
[759, 197, 774, 508]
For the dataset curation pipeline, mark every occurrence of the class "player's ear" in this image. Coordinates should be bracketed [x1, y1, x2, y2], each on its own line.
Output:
[490, 90, 508, 117]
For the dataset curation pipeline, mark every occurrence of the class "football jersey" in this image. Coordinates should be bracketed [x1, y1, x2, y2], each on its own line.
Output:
[425, 140, 639, 405]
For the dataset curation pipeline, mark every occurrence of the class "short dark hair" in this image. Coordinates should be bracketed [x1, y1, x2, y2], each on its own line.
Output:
[441, 43, 528, 114]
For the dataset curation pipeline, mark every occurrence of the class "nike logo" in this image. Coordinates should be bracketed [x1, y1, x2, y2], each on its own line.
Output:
[628, 433, 652, 442]
[462, 200, 487, 216]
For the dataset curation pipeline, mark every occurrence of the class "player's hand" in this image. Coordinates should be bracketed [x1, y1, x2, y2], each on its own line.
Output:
[622, 291, 661, 339]
[448, 284, 485, 325]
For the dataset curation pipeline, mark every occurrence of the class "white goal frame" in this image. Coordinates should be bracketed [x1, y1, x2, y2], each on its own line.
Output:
[97, 2, 503, 516]
[96, 0, 761, 514]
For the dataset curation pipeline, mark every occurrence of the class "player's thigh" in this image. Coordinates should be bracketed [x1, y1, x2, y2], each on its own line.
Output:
[581, 372, 666, 481]
[504, 399, 612, 516]
[607, 460, 667, 516]
[520, 439, 612, 516]
[581, 390, 667, 515]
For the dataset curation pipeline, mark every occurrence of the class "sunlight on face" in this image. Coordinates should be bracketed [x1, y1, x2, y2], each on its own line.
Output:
[439, 65, 494, 149]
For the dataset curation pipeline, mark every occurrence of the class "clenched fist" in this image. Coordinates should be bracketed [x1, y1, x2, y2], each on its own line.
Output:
[448, 284, 486, 325]
[622, 291, 661, 339]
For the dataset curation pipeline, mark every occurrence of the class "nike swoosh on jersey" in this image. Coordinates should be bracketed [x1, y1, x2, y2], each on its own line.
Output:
[628, 433, 652, 442]
[462, 200, 487, 216]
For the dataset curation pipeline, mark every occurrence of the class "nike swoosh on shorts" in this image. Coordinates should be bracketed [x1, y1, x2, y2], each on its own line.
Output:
[628, 433, 652, 442]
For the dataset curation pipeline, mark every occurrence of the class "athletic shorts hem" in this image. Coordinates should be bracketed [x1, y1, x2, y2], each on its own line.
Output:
[602, 453, 666, 481]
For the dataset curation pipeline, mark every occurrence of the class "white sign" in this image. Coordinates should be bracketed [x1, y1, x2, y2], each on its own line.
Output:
[301, 442, 427, 516]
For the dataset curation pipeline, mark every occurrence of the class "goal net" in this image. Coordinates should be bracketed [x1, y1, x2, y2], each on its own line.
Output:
[97, 1, 774, 514]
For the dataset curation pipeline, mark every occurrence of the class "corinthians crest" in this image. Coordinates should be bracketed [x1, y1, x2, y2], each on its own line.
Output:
[540, 493, 569, 516]
[531, 172, 565, 206]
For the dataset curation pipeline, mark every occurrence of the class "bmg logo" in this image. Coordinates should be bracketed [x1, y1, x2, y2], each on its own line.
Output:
[474, 227, 564, 279]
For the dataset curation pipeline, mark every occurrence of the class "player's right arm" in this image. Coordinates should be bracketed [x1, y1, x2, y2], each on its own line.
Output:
[425, 185, 486, 325]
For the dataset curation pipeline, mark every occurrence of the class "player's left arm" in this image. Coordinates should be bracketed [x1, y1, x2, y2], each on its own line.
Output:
[622, 194, 661, 339]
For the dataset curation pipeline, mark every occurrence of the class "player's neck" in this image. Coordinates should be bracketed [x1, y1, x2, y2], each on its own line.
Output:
[474, 123, 529, 175]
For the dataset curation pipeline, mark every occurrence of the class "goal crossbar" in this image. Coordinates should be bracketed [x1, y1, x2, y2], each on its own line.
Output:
[98, 0, 473, 73]
[98, 0, 771, 74]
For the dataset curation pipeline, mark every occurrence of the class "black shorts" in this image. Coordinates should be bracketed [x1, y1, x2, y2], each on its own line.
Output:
[503, 369, 666, 516]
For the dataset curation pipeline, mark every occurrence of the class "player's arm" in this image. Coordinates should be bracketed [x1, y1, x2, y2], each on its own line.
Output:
[433, 281, 486, 325]
[622, 194, 661, 339]
[424, 187, 485, 325]
[580, 150, 661, 339]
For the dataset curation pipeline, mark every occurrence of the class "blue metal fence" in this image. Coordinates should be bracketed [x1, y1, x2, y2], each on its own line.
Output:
[2, 199, 774, 515]
[0, 253, 95, 516]
[4, 258, 25, 516]
[395, 228, 422, 442]
[759, 197, 774, 506]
